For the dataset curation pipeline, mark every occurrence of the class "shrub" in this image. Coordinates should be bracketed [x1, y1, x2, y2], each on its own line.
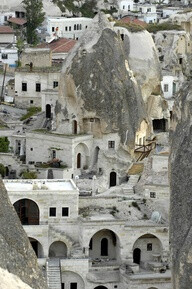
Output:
[114, 21, 145, 32]
[0, 163, 6, 177]
[22, 171, 37, 179]
[146, 22, 183, 33]
[0, 137, 9, 152]
[132, 201, 141, 210]
[20, 107, 41, 121]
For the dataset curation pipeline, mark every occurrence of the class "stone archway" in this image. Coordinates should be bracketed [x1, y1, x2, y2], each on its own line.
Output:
[29, 237, 44, 258]
[89, 229, 120, 262]
[13, 199, 39, 225]
[94, 285, 108, 289]
[49, 241, 67, 258]
[74, 143, 89, 170]
[133, 234, 163, 264]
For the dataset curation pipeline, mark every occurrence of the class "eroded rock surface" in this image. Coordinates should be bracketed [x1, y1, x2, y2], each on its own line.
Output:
[170, 81, 192, 289]
[56, 13, 147, 151]
[0, 180, 47, 289]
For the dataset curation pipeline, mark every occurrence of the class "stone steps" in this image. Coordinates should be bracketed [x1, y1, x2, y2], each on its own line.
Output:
[47, 259, 61, 289]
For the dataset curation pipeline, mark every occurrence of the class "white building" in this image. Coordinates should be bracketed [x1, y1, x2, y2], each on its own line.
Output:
[161, 75, 178, 99]
[14, 64, 61, 108]
[118, 0, 134, 16]
[134, 4, 157, 23]
[0, 26, 15, 44]
[46, 17, 93, 41]
[0, 47, 18, 67]
[4, 178, 171, 289]
[0, 11, 15, 25]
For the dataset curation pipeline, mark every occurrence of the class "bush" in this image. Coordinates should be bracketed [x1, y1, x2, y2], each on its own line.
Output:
[0, 163, 6, 177]
[0, 137, 9, 152]
[114, 21, 145, 33]
[146, 22, 183, 33]
[20, 107, 41, 121]
[22, 171, 37, 179]
[132, 201, 141, 210]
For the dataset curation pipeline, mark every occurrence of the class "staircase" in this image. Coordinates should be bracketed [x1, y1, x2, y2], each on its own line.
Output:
[47, 258, 61, 289]
[122, 175, 140, 195]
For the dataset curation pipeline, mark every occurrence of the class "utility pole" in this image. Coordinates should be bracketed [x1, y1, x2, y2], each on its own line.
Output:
[0, 63, 7, 104]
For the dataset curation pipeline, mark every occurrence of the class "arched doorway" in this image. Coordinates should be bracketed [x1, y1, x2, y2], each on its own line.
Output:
[133, 248, 141, 264]
[13, 199, 39, 225]
[49, 241, 67, 258]
[29, 237, 43, 258]
[77, 153, 81, 169]
[101, 238, 108, 256]
[110, 171, 116, 187]
[46, 104, 51, 118]
[89, 229, 120, 262]
[72, 120, 77, 134]
[94, 286, 107, 289]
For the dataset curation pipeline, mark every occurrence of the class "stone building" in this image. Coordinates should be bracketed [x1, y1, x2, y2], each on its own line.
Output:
[4, 178, 171, 289]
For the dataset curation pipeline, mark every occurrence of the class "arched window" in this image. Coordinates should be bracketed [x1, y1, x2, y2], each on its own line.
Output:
[77, 24, 79, 30]
[101, 238, 108, 256]
[49, 241, 67, 258]
[73, 120, 77, 134]
[110, 172, 116, 187]
[14, 199, 39, 225]
[46, 104, 51, 118]
[74, 24, 76, 30]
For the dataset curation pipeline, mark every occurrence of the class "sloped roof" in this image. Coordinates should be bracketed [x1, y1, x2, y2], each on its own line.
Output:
[119, 16, 147, 27]
[38, 38, 77, 54]
[8, 17, 27, 25]
[0, 26, 14, 34]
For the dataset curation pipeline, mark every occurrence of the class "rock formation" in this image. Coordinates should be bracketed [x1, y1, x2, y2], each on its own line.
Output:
[0, 179, 47, 289]
[56, 13, 147, 152]
[170, 80, 192, 289]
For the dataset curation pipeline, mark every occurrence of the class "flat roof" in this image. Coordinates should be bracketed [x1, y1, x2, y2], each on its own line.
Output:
[4, 179, 78, 192]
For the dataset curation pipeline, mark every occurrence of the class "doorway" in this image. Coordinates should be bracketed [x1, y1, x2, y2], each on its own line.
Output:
[46, 104, 51, 118]
[110, 172, 116, 187]
[133, 248, 141, 264]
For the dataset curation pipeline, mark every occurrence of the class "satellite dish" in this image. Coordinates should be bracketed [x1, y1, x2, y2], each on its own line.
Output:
[151, 211, 162, 223]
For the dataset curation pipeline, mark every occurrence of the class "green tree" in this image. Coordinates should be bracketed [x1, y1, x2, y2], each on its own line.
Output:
[0, 137, 9, 153]
[0, 163, 6, 177]
[22, 0, 45, 45]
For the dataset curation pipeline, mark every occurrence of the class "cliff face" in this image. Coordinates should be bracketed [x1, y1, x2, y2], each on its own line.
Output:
[56, 13, 147, 151]
[0, 180, 47, 289]
[170, 81, 192, 289]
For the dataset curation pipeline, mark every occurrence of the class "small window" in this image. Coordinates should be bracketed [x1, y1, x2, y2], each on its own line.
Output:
[2, 53, 8, 59]
[52, 150, 56, 159]
[123, 5, 125, 9]
[30, 148, 33, 151]
[89, 238, 92, 250]
[49, 207, 56, 217]
[108, 141, 115, 149]
[4, 16, 7, 21]
[52, 27, 55, 32]
[150, 191, 156, 198]
[36, 83, 41, 92]
[30, 100, 33, 104]
[22, 82, 27, 91]
[74, 24, 76, 30]
[61, 284, 65, 289]
[65, 26, 68, 31]
[164, 84, 168, 92]
[77, 24, 79, 30]
[85, 25, 87, 29]
[79, 24, 82, 30]
[70, 283, 77, 289]
[53, 81, 58, 88]
[62, 207, 69, 217]
[69, 26, 71, 31]
[147, 243, 152, 251]
[179, 58, 183, 64]
[147, 8, 151, 12]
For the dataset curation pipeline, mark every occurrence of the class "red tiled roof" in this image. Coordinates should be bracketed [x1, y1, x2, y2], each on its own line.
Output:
[0, 26, 14, 34]
[8, 17, 27, 25]
[119, 17, 147, 27]
[38, 38, 77, 54]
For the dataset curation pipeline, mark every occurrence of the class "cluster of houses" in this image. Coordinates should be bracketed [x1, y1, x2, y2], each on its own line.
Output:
[0, 0, 191, 288]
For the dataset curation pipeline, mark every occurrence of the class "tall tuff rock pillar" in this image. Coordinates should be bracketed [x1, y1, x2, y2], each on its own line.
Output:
[170, 81, 192, 289]
[0, 179, 47, 289]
